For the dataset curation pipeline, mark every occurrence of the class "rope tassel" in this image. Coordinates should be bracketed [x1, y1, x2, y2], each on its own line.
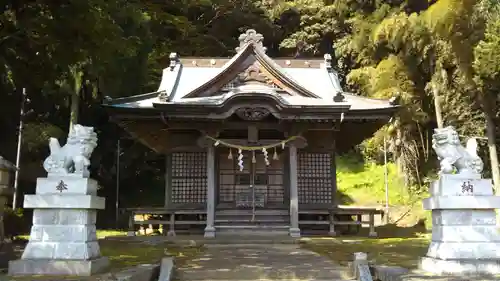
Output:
[273, 147, 279, 160]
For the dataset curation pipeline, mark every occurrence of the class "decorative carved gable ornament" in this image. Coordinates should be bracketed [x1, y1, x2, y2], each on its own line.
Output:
[235, 29, 267, 53]
[238, 61, 270, 84]
[222, 61, 281, 90]
[235, 107, 271, 121]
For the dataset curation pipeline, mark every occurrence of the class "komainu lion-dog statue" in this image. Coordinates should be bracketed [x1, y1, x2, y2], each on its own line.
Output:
[43, 124, 98, 177]
[432, 126, 483, 176]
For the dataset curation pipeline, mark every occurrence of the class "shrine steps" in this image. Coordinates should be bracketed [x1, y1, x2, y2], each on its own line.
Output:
[215, 225, 290, 236]
[215, 210, 289, 224]
[215, 209, 290, 235]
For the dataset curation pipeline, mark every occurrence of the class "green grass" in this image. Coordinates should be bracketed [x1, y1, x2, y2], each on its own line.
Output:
[301, 235, 430, 269]
[95, 229, 127, 238]
[337, 156, 412, 206]
[102, 240, 204, 269]
[336, 156, 429, 227]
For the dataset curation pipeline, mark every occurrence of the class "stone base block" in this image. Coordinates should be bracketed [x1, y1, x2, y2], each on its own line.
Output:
[289, 227, 301, 238]
[8, 256, 109, 276]
[24, 194, 105, 209]
[426, 241, 500, 259]
[431, 225, 500, 242]
[22, 241, 101, 260]
[33, 209, 97, 226]
[423, 196, 500, 210]
[420, 256, 500, 275]
[204, 226, 216, 238]
[432, 209, 497, 226]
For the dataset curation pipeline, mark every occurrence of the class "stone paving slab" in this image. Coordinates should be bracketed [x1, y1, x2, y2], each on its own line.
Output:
[174, 244, 349, 281]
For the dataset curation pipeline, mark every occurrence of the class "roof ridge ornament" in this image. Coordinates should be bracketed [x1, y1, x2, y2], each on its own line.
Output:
[333, 91, 345, 102]
[158, 90, 170, 102]
[236, 29, 267, 53]
[324, 54, 332, 69]
[169, 52, 179, 70]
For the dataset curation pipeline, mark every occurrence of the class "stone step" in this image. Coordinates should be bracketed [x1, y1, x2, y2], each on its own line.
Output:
[216, 224, 290, 229]
[216, 209, 288, 216]
[215, 218, 289, 223]
[185, 279, 350, 281]
[216, 224, 290, 236]
[216, 214, 289, 220]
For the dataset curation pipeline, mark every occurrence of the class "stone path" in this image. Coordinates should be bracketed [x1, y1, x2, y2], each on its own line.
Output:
[174, 244, 349, 281]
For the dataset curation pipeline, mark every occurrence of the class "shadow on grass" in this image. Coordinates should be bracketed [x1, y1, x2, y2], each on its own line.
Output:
[301, 220, 430, 269]
[368, 219, 427, 239]
[337, 190, 354, 205]
[7, 240, 204, 281]
[302, 236, 428, 269]
[102, 240, 204, 270]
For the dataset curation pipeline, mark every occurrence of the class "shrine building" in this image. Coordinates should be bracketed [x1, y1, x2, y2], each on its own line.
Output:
[102, 29, 398, 238]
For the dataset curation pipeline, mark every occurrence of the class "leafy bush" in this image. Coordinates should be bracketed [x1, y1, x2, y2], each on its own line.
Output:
[4, 208, 27, 239]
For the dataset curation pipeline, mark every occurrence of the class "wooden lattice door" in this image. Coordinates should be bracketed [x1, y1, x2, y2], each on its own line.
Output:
[297, 152, 333, 204]
[218, 150, 285, 209]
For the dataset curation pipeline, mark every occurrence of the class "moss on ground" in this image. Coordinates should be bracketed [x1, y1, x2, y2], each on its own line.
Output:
[7, 240, 204, 281]
[301, 235, 430, 269]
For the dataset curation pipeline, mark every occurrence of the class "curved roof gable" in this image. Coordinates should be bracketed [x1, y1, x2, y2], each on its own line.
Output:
[181, 29, 320, 99]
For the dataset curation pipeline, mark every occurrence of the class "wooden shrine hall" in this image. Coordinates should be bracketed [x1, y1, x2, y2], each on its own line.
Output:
[103, 29, 398, 237]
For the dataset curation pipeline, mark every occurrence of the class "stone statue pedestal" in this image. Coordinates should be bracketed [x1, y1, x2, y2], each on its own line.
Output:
[8, 175, 109, 276]
[420, 174, 500, 275]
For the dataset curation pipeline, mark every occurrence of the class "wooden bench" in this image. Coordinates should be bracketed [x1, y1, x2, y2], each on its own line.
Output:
[123, 205, 384, 237]
[122, 207, 206, 236]
[299, 205, 384, 237]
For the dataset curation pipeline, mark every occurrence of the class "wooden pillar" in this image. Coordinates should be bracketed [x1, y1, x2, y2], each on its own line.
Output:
[204, 146, 216, 238]
[331, 137, 338, 207]
[329, 132, 338, 236]
[164, 153, 175, 236]
[288, 145, 301, 238]
[164, 154, 172, 208]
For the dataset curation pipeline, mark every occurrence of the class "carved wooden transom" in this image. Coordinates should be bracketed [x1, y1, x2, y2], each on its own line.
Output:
[235, 107, 271, 121]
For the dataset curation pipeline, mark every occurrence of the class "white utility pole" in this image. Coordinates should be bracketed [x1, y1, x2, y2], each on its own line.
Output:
[12, 88, 27, 209]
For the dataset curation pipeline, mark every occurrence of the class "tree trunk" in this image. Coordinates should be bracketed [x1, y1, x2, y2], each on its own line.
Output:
[69, 67, 83, 130]
[69, 90, 80, 130]
[432, 82, 444, 129]
[484, 107, 500, 192]
[482, 97, 500, 226]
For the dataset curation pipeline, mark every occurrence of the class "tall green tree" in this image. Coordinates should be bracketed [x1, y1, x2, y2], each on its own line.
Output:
[426, 0, 500, 190]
